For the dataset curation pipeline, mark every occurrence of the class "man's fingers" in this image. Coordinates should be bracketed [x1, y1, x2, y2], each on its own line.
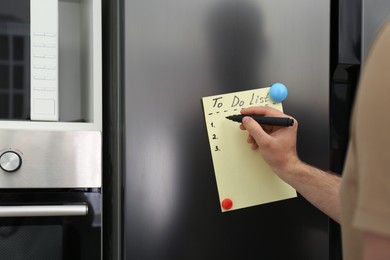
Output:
[242, 116, 269, 146]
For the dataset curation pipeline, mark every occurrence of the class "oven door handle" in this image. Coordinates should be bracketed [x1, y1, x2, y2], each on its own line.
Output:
[0, 204, 88, 217]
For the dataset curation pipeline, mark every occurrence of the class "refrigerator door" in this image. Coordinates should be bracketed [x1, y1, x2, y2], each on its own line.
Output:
[123, 0, 330, 259]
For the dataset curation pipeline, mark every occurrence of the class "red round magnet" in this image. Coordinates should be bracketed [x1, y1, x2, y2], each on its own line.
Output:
[221, 198, 233, 210]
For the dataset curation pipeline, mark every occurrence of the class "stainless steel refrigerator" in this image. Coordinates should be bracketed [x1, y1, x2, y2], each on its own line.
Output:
[105, 0, 332, 259]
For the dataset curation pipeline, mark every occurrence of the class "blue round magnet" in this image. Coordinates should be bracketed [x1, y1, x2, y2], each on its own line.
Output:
[269, 83, 288, 102]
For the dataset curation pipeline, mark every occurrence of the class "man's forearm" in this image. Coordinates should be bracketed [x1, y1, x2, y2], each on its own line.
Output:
[282, 161, 341, 223]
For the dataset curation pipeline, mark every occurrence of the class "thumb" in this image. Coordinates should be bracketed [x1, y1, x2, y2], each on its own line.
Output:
[242, 116, 269, 144]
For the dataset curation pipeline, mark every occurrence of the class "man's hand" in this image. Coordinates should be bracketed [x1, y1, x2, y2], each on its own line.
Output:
[239, 106, 341, 223]
[239, 106, 300, 180]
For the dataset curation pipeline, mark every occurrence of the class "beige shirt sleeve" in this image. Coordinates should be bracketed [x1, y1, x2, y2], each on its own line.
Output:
[353, 20, 390, 236]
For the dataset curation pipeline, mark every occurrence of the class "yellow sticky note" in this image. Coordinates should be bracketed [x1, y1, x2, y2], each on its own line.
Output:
[202, 87, 297, 212]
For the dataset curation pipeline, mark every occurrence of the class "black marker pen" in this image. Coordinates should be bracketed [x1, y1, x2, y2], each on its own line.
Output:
[226, 115, 294, 127]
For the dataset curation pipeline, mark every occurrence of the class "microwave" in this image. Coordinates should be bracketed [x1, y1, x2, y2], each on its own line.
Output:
[0, 0, 101, 123]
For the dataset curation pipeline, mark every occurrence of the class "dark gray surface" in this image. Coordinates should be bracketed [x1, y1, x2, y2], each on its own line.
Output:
[123, 0, 330, 259]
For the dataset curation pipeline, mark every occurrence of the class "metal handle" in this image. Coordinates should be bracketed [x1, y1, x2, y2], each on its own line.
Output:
[0, 205, 88, 217]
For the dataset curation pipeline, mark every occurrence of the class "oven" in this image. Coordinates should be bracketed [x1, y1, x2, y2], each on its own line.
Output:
[0, 129, 102, 259]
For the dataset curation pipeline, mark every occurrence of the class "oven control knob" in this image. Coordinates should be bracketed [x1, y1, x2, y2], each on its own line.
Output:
[0, 151, 22, 172]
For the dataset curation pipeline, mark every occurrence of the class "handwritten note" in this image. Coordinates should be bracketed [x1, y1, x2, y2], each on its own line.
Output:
[202, 87, 297, 212]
